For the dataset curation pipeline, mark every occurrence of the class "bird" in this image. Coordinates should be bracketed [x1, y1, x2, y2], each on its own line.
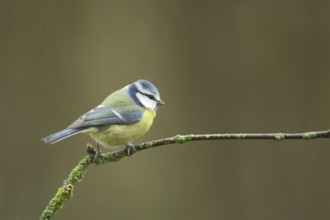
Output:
[41, 79, 164, 154]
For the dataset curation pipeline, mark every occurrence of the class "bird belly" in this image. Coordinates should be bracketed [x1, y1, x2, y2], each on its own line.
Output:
[89, 109, 156, 149]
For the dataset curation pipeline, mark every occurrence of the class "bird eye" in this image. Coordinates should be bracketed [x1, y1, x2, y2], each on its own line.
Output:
[145, 94, 156, 100]
[147, 95, 155, 100]
[138, 92, 156, 101]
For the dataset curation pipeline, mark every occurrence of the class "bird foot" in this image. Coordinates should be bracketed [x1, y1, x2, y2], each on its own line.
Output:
[86, 142, 102, 160]
[125, 143, 135, 156]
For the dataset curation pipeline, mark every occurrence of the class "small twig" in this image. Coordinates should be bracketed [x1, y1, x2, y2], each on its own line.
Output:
[40, 129, 330, 219]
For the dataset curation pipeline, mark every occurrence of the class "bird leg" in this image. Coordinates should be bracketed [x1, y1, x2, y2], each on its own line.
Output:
[86, 142, 102, 160]
[125, 143, 135, 156]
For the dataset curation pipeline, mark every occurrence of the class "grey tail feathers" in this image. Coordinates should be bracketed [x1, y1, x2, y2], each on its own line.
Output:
[41, 128, 83, 144]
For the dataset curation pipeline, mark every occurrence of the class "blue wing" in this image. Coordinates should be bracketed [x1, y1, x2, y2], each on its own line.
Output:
[68, 105, 143, 128]
[42, 105, 143, 144]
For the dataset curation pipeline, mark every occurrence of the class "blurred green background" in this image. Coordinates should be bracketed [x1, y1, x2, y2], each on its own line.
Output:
[1, 0, 330, 219]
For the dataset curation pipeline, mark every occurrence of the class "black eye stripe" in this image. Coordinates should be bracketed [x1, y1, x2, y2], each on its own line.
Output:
[138, 91, 156, 101]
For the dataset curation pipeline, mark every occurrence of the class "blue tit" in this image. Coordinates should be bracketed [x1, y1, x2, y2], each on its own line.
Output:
[42, 79, 164, 151]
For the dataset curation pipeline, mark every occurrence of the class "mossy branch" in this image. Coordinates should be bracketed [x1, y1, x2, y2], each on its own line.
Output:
[40, 129, 330, 219]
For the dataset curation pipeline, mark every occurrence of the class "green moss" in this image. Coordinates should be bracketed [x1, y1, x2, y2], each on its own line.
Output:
[40, 184, 74, 219]
[175, 135, 186, 144]
[142, 142, 154, 149]
[275, 133, 285, 141]
[236, 134, 246, 139]
[303, 132, 317, 139]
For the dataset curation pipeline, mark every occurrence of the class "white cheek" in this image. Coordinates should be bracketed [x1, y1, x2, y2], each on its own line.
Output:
[136, 93, 157, 110]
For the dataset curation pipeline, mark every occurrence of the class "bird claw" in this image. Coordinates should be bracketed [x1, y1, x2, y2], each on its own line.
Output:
[125, 143, 135, 156]
[86, 142, 102, 161]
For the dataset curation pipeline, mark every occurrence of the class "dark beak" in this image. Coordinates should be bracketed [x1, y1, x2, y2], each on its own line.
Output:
[157, 99, 165, 105]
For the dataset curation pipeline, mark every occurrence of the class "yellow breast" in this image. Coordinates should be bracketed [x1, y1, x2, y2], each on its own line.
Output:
[88, 109, 156, 149]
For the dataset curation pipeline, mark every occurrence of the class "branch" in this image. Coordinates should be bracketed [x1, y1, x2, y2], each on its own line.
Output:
[40, 129, 330, 219]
